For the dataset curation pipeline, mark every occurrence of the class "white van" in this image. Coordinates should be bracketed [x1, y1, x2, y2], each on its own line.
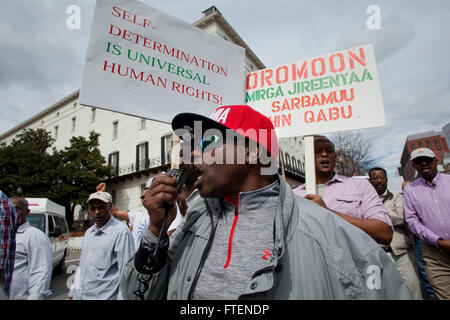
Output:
[25, 198, 69, 275]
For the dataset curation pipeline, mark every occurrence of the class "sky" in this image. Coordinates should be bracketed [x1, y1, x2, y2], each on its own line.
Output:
[1, 0, 449, 186]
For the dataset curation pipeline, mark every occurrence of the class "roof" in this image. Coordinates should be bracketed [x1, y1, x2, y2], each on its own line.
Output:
[0, 90, 80, 141]
[26, 198, 65, 216]
[407, 131, 442, 141]
[0, 90, 170, 141]
[193, 7, 265, 70]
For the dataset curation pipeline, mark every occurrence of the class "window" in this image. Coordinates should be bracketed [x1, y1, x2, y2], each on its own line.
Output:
[418, 141, 423, 148]
[54, 125, 58, 139]
[27, 214, 45, 233]
[426, 139, 432, 149]
[48, 215, 55, 234]
[54, 216, 68, 233]
[136, 142, 149, 171]
[71, 117, 76, 132]
[409, 141, 415, 151]
[108, 152, 119, 175]
[112, 120, 119, 140]
[161, 134, 173, 165]
[140, 118, 146, 130]
[434, 138, 441, 150]
[91, 107, 96, 123]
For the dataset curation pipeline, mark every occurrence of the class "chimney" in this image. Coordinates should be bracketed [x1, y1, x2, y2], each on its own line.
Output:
[202, 6, 221, 17]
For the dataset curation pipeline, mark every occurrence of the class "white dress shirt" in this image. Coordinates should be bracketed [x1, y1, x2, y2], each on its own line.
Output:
[9, 221, 52, 300]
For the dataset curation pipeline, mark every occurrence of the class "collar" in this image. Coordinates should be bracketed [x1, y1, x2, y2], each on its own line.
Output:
[222, 180, 280, 212]
[186, 188, 199, 202]
[381, 189, 394, 203]
[17, 221, 30, 233]
[419, 172, 441, 187]
[90, 215, 115, 235]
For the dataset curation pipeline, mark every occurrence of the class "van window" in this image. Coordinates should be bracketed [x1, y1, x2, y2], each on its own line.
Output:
[27, 214, 45, 233]
[48, 215, 55, 234]
[54, 216, 68, 233]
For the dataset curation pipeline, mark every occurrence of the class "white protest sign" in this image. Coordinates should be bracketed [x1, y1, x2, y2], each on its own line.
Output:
[246, 44, 385, 138]
[246, 45, 385, 194]
[79, 0, 246, 121]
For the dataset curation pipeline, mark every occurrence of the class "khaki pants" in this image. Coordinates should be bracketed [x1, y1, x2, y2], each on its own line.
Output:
[422, 243, 450, 300]
[387, 251, 423, 300]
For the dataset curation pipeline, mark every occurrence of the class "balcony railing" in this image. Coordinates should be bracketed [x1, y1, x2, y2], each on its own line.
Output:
[117, 157, 165, 176]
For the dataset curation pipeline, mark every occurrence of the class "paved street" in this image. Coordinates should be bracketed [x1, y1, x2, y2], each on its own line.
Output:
[49, 249, 80, 300]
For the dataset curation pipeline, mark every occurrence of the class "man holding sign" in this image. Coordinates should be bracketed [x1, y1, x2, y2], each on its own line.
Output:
[121, 105, 410, 300]
[293, 135, 393, 245]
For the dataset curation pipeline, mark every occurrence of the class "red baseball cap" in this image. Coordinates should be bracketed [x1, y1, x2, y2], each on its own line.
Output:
[172, 105, 279, 161]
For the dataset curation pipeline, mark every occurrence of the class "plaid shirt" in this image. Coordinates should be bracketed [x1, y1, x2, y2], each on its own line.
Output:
[0, 191, 19, 295]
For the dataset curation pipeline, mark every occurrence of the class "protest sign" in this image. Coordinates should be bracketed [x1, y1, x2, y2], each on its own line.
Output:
[79, 0, 246, 121]
[246, 45, 385, 193]
[246, 44, 385, 138]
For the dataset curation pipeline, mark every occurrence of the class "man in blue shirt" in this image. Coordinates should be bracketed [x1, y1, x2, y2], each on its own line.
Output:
[9, 197, 52, 300]
[70, 191, 134, 300]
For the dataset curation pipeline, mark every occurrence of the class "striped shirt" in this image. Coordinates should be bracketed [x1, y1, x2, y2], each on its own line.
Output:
[0, 191, 19, 295]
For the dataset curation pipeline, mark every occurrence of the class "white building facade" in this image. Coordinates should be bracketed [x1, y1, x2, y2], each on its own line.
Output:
[0, 7, 304, 228]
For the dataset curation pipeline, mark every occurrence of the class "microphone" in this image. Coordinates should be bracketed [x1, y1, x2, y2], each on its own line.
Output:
[161, 168, 186, 228]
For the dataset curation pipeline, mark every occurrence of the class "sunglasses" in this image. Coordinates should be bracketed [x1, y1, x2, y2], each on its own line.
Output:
[140, 196, 145, 199]
[201, 134, 222, 152]
[412, 157, 434, 165]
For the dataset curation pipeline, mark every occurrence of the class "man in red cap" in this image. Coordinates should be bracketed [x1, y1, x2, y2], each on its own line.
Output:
[121, 105, 411, 300]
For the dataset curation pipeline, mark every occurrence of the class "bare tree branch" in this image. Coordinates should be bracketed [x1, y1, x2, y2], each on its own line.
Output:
[330, 132, 375, 176]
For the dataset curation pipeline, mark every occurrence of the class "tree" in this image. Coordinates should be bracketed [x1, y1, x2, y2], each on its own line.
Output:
[0, 128, 57, 197]
[330, 131, 375, 176]
[48, 132, 113, 229]
[0, 129, 113, 230]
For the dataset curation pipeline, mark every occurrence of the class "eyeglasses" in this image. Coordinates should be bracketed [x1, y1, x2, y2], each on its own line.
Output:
[201, 134, 222, 152]
[412, 157, 434, 165]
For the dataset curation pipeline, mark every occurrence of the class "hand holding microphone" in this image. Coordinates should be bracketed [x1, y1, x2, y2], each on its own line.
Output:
[145, 170, 186, 238]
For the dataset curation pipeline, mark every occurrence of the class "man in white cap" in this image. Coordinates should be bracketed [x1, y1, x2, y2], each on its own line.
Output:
[403, 147, 450, 300]
[70, 191, 134, 300]
[96, 182, 150, 252]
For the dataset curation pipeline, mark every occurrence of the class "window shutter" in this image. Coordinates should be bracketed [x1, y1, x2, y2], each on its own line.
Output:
[136, 145, 140, 171]
[144, 142, 149, 168]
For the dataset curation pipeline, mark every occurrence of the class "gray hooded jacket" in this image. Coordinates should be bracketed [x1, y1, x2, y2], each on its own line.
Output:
[120, 175, 412, 299]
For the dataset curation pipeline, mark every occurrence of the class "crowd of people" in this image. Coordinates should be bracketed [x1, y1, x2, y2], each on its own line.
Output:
[0, 104, 449, 300]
